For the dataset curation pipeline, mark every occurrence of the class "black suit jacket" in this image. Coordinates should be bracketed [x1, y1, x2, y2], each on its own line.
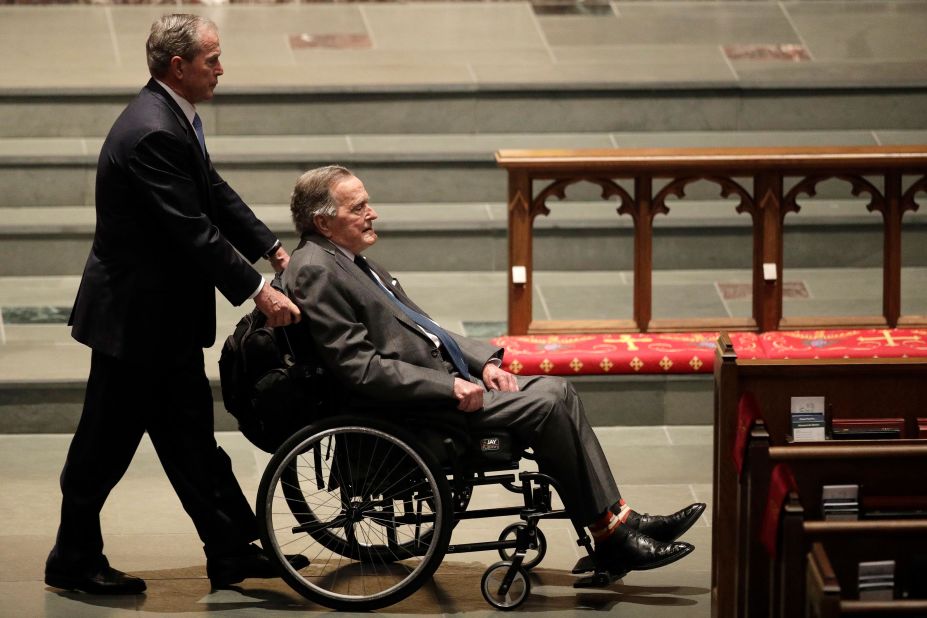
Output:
[70, 79, 276, 361]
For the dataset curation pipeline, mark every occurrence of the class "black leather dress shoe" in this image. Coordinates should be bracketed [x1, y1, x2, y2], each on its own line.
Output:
[45, 562, 146, 595]
[630, 503, 706, 542]
[595, 528, 694, 574]
[207, 544, 309, 588]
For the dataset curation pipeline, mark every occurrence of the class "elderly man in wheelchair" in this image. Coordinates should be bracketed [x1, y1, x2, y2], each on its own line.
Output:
[220, 165, 704, 610]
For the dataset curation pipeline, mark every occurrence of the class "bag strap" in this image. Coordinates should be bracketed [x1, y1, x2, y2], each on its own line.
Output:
[270, 271, 299, 365]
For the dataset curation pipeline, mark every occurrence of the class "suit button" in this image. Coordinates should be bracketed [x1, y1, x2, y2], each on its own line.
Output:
[431, 349, 439, 358]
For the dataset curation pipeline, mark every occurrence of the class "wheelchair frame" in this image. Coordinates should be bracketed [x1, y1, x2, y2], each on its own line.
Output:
[255, 413, 615, 611]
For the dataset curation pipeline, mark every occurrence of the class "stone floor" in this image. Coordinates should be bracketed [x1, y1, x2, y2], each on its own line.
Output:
[0, 425, 713, 617]
[0, 1, 925, 615]
[1, 1, 926, 92]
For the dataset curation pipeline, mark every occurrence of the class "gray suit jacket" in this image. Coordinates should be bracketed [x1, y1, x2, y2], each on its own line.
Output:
[282, 234, 502, 405]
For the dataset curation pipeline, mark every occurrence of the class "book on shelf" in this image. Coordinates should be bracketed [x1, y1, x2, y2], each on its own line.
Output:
[791, 396, 825, 442]
[831, 417, 904, 440]
[822, 484, 859, 521]
[858, 560, 895, 601]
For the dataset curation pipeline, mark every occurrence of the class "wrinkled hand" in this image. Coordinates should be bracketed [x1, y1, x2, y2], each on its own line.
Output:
[268, 246, 290, 273]
[453, 378, 484, 413]
[482, 363, 519, 392]
[254, 282, 301, 327]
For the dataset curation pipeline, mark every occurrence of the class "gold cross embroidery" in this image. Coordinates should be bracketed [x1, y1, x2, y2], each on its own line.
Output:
[600, 358, 614, 372]
[508, 360, 523, 375]
[629, 357, 643, 372]
[603, 334, 654, 351]
[659, 356, 674, 371]
[689, 356, 704, 371]
[570, 358, 583, 372]
[858, 329, 921, 347]
[539, 359, 554, 373]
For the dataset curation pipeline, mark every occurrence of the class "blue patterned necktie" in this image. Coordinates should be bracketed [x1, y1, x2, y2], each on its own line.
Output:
[353, 255, 471, 380]
[192, 113, 206, 157]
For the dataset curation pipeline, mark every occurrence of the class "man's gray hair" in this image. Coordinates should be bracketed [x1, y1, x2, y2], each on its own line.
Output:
[291, 165, 355, 236]
[146, 14, 216, 78]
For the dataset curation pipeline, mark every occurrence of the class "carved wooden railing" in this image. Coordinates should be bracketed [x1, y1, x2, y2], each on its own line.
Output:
[497, 146, 927, 335]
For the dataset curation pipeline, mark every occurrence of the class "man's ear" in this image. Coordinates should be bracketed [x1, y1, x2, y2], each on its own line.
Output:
[314, 214, 332, 238]
[167, 56, 184, 81]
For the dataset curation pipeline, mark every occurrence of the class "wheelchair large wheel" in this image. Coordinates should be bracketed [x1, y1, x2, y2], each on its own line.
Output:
[258, 416, 452, 611]
[279, 460, 442, 562]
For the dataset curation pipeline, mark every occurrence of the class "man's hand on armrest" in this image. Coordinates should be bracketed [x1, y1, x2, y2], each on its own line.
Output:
[454, 378, 484, 412]
[254, 281, 301, 327]
[482, 363, 519, 393]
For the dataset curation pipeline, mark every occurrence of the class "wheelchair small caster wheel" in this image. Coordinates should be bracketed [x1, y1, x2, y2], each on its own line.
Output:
[481, 560, 530, 610]
[498, 523, 547, 570]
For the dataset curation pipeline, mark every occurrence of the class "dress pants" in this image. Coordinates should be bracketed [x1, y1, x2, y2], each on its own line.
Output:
[469, 374, 621, 525]
[49, 348, 258, 568]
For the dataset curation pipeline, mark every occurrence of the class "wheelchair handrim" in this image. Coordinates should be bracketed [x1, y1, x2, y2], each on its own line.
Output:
[263, 424, 447, 603]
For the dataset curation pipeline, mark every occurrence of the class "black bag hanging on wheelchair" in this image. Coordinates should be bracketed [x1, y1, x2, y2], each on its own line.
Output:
[218, 305, 327, 453]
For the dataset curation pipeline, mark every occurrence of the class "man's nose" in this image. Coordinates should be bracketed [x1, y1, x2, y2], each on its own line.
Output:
[367, 206, 378, 220]
[215, 61, 224, 75]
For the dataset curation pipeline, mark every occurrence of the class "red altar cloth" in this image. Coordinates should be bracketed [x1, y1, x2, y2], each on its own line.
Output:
[756, 328, 927, 359]
[490, 332, 761, 375]
[490, 328, 927, 376]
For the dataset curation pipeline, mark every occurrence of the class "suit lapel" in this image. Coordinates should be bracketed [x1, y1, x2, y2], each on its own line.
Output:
[145, 80, 213, 205]
[317, 239, 432, 341]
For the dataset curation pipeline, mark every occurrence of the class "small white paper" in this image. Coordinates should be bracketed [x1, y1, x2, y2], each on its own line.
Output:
[511, 265, 527, 285]
[763, 262, 777, 281]
[791, 396, 826, 441]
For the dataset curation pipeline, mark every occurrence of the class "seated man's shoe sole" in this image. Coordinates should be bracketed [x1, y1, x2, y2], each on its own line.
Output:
[45, 567, 146, 595]
[596, 528, 695, 574]
[635, 503, 707, 543]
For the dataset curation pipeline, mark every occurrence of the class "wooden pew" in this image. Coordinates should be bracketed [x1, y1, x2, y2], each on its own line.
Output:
[806, 542, 927, 617]
[737, 425, 927, 618]
[713, 334, 927, 618]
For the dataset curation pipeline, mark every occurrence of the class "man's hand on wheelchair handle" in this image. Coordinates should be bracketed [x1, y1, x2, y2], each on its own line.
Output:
[482, 363, 519, 393]
[254, 282, 301, 328]
[453, 378, 484, 412]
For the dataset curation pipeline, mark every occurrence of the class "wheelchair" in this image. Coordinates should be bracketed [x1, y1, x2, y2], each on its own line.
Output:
[254, 409, 624, 611]
[220, 309, 618, 611]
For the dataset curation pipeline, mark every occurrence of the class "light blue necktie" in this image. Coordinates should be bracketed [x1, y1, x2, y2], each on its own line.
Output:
[192, 113, 206, 157]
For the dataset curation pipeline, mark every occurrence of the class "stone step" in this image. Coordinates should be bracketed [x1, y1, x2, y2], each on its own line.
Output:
[2, 87, 927, 139]
[1, 129, 925, 207]
[0, 271, 716, 433]
[3, 200, 924, 276]
[0, 372, 713, 434]
[5, 263, 926, 433]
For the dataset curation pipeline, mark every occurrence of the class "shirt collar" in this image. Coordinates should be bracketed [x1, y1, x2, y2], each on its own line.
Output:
[155, 78, 197, 127]
[332, 242, 356, 262]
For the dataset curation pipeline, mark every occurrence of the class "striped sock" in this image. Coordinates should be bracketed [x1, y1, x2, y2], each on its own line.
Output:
[590, 500, 633, 543]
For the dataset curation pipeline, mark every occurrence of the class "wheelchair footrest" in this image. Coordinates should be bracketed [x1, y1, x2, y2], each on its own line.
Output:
[571, 555, 627, 588]
[571, 554, 596, 574]
[573, 569, 626, 589]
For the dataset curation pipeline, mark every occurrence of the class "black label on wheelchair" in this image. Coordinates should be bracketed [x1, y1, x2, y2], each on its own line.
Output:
[480, 437, 501, 452]
[474, 431, 514, 462]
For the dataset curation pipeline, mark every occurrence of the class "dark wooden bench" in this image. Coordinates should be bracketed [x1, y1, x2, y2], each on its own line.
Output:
[713, 335, 927, 618]
[736, 425, 927, 618]
[806, 541, 927, 617]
